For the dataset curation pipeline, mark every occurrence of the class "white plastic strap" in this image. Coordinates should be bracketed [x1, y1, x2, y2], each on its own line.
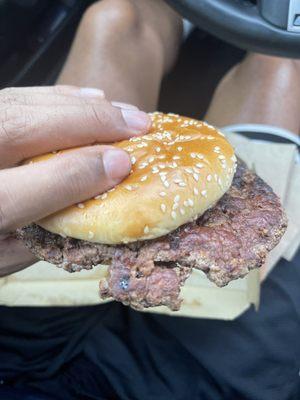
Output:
[221, 123, 300, 163]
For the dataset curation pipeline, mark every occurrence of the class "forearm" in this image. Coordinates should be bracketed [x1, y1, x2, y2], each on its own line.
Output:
[58, 0, 183, 111]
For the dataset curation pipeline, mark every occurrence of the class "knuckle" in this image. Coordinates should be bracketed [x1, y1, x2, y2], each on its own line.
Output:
[0, 88, 25, 106]
[0, 106, 32, 148]
[0, 88, 34, 107]
[89, 102, 117, 129]
[90, 104, 104, 128]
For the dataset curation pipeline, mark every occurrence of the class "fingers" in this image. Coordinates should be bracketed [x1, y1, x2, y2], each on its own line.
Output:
[0, 146, 131, 233]
[0, 86, 150, 168]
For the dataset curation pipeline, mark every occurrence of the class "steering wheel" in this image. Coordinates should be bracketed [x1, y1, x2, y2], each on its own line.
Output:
[167, 0, 300, 58]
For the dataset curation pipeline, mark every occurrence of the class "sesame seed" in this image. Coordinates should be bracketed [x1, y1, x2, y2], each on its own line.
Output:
[131, 156, 136, 164]
[77, 203, 85, 209]
[173, 155, 180, 160]
[201, 190, 207, 197]
[193, 173, 199, 182]
[185, 167, 193, 174]
[196, 163, 204, 168]
[218, 178, 222, 186]
[218, 155, 225, 160]
[101, 193, 108, 200]
[163, 181, 170, 188]
[188, 198, 194, 206]
[125, 185, 133, 191]
[94, 195, 102, 200]
[148, 156, 154, 163]
[193, 167, 201, 173]
[140, 176, 147, 182]
[144, 226, 150, 234]
[193, 187, 199, 195]
[180, 208, 185, 215]
[159, 191, 166, 197]
[161, 204, 166, 213]
[88, 231, 94, 239]
[159, 164, 166, 169]
[174, 194, 180, 202]
[156, 147, 161, 152]
[158, 155, 166, 159]
[190, 153, 197, 158]
[178, 182, 186, 187]
[207, 135, 214, 140]
[197, 154, 204, 160]
[171, 211, 177, 219]
[207, 174, 212, 182]
[214, 174, 218, 181]
[173, 203, 179, 210]
[177, 146, 183, 151]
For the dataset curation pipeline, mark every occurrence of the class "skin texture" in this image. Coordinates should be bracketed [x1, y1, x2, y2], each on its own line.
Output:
[0, 86, 150, 276]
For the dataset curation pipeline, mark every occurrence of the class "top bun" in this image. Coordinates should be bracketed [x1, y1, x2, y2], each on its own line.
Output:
[34, 112, 236, 244]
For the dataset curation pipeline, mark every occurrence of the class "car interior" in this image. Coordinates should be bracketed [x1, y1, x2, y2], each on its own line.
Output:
[1, 0, 299, 150]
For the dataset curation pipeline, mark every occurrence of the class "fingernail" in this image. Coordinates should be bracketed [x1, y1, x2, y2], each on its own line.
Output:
[112, 101, 138, 110]
[79, 87, 105, 97]
[121, 109, 151, 135]
[102, 149, 131, 181]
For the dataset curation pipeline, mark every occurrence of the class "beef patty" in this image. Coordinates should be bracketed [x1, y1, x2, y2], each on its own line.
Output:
[18, 160, 287, 311]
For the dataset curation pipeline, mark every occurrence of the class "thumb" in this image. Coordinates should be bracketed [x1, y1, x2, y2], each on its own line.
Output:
[0, 146, 131, 232]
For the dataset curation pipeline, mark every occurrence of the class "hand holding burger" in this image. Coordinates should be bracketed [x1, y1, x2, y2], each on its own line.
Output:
[0, 85, 150, 276]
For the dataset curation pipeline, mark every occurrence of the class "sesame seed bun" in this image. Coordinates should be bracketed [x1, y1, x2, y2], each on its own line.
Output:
[31, 112, 236, 244]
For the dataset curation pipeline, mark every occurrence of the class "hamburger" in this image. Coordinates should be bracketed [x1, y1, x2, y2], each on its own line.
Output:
[18, 112, 287, 311]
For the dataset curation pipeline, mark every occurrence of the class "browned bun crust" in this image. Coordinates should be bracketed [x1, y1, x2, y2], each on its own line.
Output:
[28, 112, 236, 244]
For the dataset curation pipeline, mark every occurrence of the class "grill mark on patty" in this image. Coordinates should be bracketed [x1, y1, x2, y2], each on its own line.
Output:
[17, 160, 287, 311]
